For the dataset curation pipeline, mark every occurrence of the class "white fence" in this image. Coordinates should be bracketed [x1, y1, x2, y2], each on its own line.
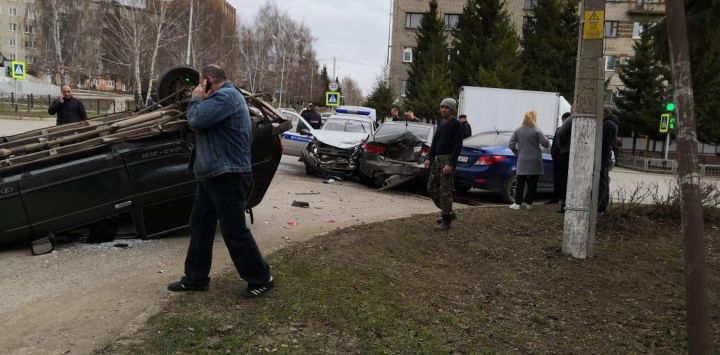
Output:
[617, 155, 720, 177]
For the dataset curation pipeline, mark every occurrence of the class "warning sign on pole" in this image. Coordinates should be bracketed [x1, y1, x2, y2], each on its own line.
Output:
[583, 11, 605, 40]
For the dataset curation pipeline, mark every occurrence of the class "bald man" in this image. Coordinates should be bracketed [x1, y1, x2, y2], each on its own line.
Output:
[48, 85, 87, 125]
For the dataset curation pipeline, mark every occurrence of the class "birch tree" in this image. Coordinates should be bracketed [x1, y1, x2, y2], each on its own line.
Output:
[102, 0, 150, 102]
[144, 0, 187, 104]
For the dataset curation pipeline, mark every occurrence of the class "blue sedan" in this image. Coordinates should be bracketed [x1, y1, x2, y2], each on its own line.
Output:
[454, 131, 554, 202]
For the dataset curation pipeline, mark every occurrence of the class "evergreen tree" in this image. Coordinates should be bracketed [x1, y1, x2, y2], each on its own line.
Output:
[650, 0, 720, 143]
[405, 0, 452, 121]
[614, 29, 668, 148]
[521, 0, 578, 100]
[316, 65, 331, 107]
[449, 0, 522, 90]
[364, 72, 396, 122]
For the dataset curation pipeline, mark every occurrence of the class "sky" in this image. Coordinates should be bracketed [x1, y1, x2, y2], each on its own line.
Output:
[226, 0, 392, 96]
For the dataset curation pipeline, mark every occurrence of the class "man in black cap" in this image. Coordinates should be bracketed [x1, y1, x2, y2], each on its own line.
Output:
[425, 97, 463, 232]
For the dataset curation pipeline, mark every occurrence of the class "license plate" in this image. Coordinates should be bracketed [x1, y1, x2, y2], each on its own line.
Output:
[458, 156, 468, 163]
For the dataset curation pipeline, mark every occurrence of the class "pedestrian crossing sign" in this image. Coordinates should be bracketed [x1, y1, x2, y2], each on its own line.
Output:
[11, 61, 25, 80]
[326, 91, 340, 107]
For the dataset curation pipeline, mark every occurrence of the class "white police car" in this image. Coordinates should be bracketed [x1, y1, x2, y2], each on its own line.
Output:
[279, 109, 315, 157]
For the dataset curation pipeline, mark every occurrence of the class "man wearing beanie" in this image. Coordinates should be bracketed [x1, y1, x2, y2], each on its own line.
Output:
[424, 98, 464, 231]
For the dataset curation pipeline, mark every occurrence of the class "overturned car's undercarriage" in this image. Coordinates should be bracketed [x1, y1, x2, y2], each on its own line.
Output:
[0, 66, 291, 253]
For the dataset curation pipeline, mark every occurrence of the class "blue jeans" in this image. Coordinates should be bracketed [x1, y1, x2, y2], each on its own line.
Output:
[181, 173, 270, 286]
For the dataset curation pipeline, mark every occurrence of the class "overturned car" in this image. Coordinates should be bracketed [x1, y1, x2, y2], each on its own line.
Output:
[0, 66, 291, 252]
[301, 111, 375, 178]
[358, 121, 434, 190]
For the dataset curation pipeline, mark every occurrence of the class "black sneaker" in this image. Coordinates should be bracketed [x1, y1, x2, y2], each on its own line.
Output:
[240, 276, 275, 298]
[167, 281, 209, 292]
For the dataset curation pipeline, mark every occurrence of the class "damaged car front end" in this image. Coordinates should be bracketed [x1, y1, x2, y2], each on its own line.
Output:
[358, 121, 434, 190]
[301, 115, 374, 179]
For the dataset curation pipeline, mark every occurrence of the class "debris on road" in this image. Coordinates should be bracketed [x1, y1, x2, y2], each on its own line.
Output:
[291, 200, 310, 208]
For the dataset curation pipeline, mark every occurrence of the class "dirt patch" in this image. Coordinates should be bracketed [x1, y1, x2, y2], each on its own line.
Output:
[98, 205, 720, 353]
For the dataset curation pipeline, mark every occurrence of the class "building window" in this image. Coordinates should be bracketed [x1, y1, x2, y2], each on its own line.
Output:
[25, 39, 35, 48]
[9, 38, 15, 47]
[605, 55, 616, 71]
[26, 55, 34, 64]
[523, 16, 536, 34]
[402, 47, 413, 63]
[444, 14, 459, 30]
[9, 54, 15, 60]
[604, 89, 617, 104]
[523, 0, 538, 10]
[400, 80, 407, 97]
[24, 25, 36, 34]
[24, 9, 35, 19]
[91, 78, 99, 86]
[405, 12, 424, 29]
[8, 7, 16, 16]
[9, 23, 17, 32]
[107, 80, 115, 88]
[604, 21, 619, 37]
[632, 22, 644, 38]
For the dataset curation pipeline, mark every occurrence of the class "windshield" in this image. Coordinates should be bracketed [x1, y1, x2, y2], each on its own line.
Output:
[375, 123, 432, 140]
[464, 133, 512, 147]
[322, 118, 371, 133]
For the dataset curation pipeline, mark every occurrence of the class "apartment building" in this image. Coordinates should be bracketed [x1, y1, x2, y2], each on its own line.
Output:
[0, 0, 39, 68]
[388, 0, 527, 99]
[389, 0, 666, 103]
[603, 0, 666, 103]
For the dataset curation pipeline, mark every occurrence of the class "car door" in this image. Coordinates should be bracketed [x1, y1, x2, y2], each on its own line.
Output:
[539, 138, 554, 190]
[18, 147, 131, 238]
[279, 111, 314, 157]
[0, 174, 32, 244]
[121, 139, 195, 238]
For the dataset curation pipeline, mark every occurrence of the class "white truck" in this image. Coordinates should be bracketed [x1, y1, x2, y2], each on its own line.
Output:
[457, 86, 572, 135]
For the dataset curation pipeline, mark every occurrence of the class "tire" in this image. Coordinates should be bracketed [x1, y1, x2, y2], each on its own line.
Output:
[502, 175, 518, 203]
[156, 66, 200, 104]
[454, 185, 471, 193]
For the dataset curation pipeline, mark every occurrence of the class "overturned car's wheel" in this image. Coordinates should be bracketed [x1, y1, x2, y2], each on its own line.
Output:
[156, 66, 200, 104]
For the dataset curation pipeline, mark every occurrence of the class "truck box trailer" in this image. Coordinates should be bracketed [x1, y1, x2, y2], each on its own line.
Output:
[457, 86, 571, 136]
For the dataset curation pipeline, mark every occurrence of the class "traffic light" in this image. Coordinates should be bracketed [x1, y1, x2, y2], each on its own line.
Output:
[664, 101, 676, 132]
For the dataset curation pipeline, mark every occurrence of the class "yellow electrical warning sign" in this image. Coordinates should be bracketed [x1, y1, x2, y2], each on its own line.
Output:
[583, 11, 605, 40]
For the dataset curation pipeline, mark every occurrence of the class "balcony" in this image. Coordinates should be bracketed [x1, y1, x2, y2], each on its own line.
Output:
[627, 0, 666, 16]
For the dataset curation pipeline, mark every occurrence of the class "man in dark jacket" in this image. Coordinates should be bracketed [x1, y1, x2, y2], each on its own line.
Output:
[300, 103, 322, 129]
[459, 114, 472, 139]
[48, 85, 87, 125]
[553, 112, 573, 212]
[425, 98, 463, 231]
[599, 108, 619, 213]
[549, 112, 571, 205]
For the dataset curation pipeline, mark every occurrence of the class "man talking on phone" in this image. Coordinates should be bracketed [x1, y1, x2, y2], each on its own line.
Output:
[48, 85, 87, 125]
[167, 64, 274, 298]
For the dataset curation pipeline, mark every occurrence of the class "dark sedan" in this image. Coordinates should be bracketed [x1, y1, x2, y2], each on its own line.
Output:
[0, 66, 289, 251]
[358, 121, 434, 189]
[454, 131, 554, 202]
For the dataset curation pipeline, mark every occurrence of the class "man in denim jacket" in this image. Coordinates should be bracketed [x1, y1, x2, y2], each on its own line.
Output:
[167, 65, 274, 298]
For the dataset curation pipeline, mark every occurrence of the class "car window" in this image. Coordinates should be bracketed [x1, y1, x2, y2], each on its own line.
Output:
[322, 119, 371, 133]
[375, 124, 432, 140]
[464, 133, 512, 146]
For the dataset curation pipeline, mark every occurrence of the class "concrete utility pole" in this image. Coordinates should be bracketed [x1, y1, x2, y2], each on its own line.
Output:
[185, 0, 193, 66]
[562, 0, 606, 258]
[665, 1, 712, 353]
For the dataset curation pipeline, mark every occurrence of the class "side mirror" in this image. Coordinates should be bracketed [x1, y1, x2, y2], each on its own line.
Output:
[31, 235, 55, 256]
[299, 128, 312, 136]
